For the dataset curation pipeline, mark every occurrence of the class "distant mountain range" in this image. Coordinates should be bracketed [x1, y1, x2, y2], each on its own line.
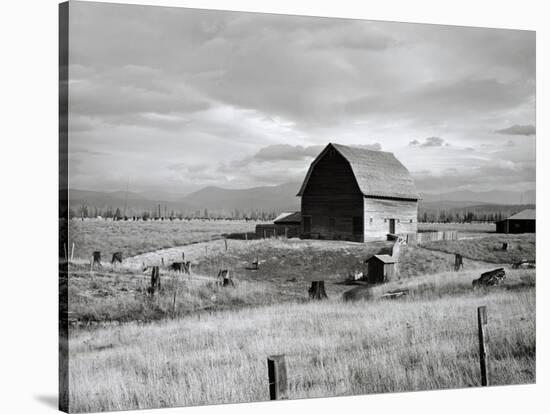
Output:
[68, 183, 535, 216]
[68, 182, 301, 216]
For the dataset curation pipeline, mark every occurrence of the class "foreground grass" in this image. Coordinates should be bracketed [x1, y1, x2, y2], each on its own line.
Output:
[68, 270, 535, 413]
[67, 219, 266, 260]
[422, 233, 535, 264]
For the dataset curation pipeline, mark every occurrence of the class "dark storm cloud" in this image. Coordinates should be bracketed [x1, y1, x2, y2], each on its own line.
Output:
[66, 2, 535, 194]
[495, 124, 536, 136]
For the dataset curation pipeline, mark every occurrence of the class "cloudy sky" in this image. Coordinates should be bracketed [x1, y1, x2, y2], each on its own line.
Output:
[67, 1, 535, 195]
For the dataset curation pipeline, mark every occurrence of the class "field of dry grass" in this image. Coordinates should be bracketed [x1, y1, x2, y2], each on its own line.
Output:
[67, 268, 535, 413]
[66, 263, 284, 324]
[418, 222, 495, 233]
[67, 236, 498, 324]
[421, 233, 535, 264]
[64, 221, 536, 413]
[67, 219, 266, 260]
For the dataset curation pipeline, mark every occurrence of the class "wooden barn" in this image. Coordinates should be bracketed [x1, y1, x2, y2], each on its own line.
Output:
[496, 209, 536, 233]
[297, 143, 419, 242]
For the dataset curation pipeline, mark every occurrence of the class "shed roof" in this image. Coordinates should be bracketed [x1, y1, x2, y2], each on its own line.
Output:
[506, 209, 536, 220]
[273, 211, 301, 224]
[297, 143, 419, 200]
[366, 254, 396, 264]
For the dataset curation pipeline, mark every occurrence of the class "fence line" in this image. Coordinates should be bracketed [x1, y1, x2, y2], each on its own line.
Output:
[264, 305, 531, 399]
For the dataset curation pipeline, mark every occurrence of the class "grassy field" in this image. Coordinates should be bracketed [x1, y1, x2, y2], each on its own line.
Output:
[68, 268, 535, 413]
[67, 219, 266, 260]
[421, 233, 535, 264]
[65, 221, 536, 412]
[67, 236, 496, 324]
[418, 222, 495, 233]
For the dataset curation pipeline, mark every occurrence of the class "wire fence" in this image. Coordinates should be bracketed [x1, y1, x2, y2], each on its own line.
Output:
[263, 306, 534, 400]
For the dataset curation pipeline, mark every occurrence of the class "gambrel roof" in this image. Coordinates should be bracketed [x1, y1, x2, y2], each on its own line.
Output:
[297, 143, 420, 200]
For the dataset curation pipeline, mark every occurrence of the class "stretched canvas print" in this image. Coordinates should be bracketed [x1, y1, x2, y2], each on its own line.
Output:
[59, 1, 536, 412]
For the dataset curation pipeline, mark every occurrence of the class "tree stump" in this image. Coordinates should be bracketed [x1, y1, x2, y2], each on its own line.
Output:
[217, 269, 234, 287]
[91, 251, 102, 268]
[308, 281, 328, 300]
[111, 252, 123, 265]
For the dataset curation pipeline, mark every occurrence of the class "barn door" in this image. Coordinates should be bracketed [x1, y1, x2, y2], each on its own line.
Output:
[389, 218, 396, 234]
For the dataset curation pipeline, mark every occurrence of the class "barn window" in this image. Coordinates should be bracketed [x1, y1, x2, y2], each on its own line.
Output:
[384, 218, 387, 223]
[369, 217, 373, 223]
[397, 219, 401, 223]
[410, 219, 413, 223]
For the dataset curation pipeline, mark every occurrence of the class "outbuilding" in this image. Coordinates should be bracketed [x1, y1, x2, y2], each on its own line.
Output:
[365, 254, 396, 284]
[496, 209, 536, 234]
[273, 211, 301, 238]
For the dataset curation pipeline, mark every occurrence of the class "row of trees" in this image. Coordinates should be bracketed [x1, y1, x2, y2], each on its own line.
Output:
[68, 203, 526, 223]
[68, 204, 279, 221]
[418, 210, 510, 223]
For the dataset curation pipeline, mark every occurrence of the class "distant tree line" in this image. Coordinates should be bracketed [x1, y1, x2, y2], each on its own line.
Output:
[68, 204, 279, 221]
[417, 205, 534, 223]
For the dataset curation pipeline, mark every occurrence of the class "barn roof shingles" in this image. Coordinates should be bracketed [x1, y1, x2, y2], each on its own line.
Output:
[297, 143, 420, 200]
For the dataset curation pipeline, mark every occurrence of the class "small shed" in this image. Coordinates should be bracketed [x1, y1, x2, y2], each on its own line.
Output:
[273, 211, 301, 238]
[365, 254, 396, 284]
[496, 209, 536, 234]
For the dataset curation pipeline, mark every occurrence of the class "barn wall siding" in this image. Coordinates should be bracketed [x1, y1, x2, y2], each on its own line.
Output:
[364, 197, 418, 240]
[301, 150, 364, 242]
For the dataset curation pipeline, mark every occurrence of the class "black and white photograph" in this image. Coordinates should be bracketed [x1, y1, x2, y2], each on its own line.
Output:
[55, 1, 539, 413]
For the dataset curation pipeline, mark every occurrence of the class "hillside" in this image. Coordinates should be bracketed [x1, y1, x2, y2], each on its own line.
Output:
[181, 181, 300, 212]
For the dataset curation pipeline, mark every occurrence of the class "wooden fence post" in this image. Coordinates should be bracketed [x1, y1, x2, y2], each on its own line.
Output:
[70, 242, 75, 261]
[477, 306, 489, 386]
[224, 238, 228, 252]
[267, 355, 288, 400]
[172, 273, 178, 314]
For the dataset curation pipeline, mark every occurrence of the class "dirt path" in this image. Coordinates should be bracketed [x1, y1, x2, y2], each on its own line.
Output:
[123, 239, 227, 269]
